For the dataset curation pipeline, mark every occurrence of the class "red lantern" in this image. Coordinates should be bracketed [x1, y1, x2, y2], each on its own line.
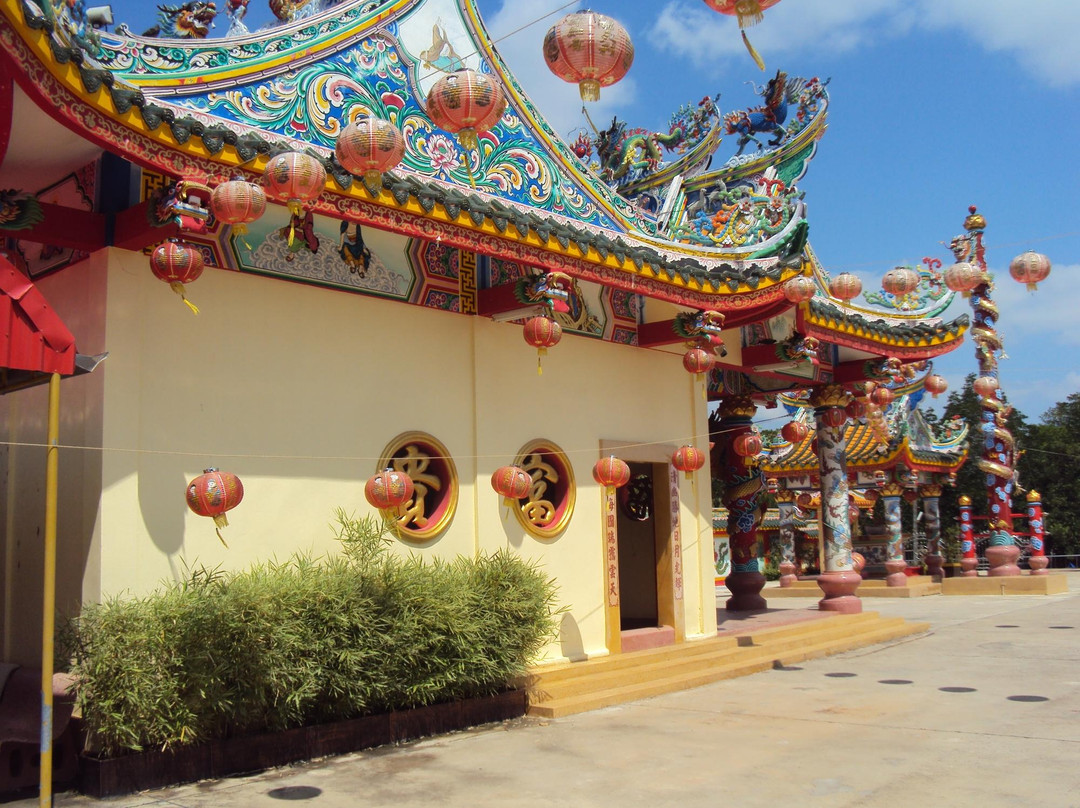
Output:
[262, 152, 327, 216]
[870, 386, 894, 408]
[780, 420, 809, 444]
[186, 468, 244, 547]
[732, 431, 762, 458]
[335, 117, 405, 188]
[672, 445, 706, 479]
[881, 266, 919, 298]
[683, 346, 715, 377]
[491, 465, 532, 507]
[973, 375, 999, 398]
[782, 275, 816, 304]
[829, 272, 862, 302]
[211, 177, 266, 237]
[151, 239, 204, 314]
[1008, 251, 1051, 292]
[365, 468, 414, 515]
[819, 407, 847, 429]
[702, 0, 783, 69]
[924, 374, 948, 398]
[902, 489, 920, 504]
[543, 11, 634, 102]
[864, 490, 880, 505]
[593, 456, 630, 491]
[845, 398, 868, 420]
[796, 492, 814, 509]
[523, 315, 562, 375]
[426, 69, 507, 151]
[943, 261, 981, 296]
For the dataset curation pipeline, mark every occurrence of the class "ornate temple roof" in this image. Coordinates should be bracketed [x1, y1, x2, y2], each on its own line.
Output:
[0, 0, 969, 386]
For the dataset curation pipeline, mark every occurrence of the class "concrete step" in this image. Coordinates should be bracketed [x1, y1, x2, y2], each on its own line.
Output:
[527, 613, 929, 718]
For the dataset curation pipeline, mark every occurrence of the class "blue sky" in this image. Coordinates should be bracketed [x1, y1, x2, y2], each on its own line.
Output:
[105, 0, 1079, 422]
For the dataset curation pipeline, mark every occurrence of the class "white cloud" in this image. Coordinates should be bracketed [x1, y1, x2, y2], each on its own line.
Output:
[652, 0, 1080, 87]
[484, 0, 639, 137]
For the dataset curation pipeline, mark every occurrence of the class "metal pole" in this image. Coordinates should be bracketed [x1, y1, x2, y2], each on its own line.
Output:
[39, 372, 60, 807]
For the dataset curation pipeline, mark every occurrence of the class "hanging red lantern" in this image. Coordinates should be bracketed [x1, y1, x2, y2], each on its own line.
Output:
[924, 374, 948, 398]
[186, 468, 244, 547]
[796, 492, 814, 509]
[845, 397, 868, 420]
[902, 489, 920, 504]
[819, 407, 847, 429]
[881, 266, 919, 298]
[335, 116, 405, 188]
[593, 456, 631, 491]
[943, 261, 981, 296]
[683, 346, 715, 377]
[543, 11, 634, 102]
[829, 272, 862, 302]
[701, 0, 783, 70]
[864, 490, 880, 505]
[870, 386, 894, 408]
[491, 465, 532, 507]
[523, 315, 562, 375]
[973, 375, 999, 398]
[151, 239, 204, 315]
[211, 176, 266, 238]
[782, 275, 816, 304]
[780, 420, 809, 444]
[365, 468, 414, 515]
[732, 431, 762, 458]
[262, 152, 327, 216]
[672, 445, 706, 479]
[426, 69, 507, 151]
[1008, 251, 1051, 292]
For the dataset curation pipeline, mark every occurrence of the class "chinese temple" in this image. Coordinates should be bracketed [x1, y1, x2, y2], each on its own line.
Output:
[0, 0, 976, 676]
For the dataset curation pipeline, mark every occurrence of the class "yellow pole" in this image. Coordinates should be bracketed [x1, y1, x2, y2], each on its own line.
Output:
[39, 372, 60, 808]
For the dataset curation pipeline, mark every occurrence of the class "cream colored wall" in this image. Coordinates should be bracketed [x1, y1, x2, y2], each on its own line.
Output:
[0, 251, 108, 665]
[3, 245, 717, 664]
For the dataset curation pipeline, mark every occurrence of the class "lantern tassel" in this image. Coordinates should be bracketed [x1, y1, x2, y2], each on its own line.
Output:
[212, 514, 229, 547]
[170, 282, 200, 315]
[537, 353, 543, 376]
[234, 223, 253, 251]
[461, 152, 477, 190]
[742, 30, 766, 71]
[287, 200, 303, 246]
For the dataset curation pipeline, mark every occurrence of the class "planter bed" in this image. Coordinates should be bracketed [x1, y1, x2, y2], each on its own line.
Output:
[78, 688, 526, 798]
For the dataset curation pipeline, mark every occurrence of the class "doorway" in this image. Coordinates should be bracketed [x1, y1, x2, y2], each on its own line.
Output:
[617, 462, 660, 630]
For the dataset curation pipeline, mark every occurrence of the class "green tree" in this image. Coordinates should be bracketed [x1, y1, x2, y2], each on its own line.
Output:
[1016, 394, 1080, 556]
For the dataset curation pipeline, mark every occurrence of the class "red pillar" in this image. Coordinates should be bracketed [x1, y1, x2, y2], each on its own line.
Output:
[1026, 491, 1048, 575]
[959, 495, 978, 577]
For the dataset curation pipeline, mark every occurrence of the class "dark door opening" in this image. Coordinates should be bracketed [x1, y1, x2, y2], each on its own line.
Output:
[617, 462, 659, 630]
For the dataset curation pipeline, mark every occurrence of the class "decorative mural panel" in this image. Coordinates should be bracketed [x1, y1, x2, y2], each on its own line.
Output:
[512, 439, 576, 540]
[233, 207, 413, 298]
[606, 288, 638, 344]
[488, 256, 529, 287]
[6, 162, 96, 278]
[378, 431, 458, 542]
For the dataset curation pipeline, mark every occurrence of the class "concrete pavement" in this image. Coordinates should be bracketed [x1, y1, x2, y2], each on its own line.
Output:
[21, 583, 1080, 807]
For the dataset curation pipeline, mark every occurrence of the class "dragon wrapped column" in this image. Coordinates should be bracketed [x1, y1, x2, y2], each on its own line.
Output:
[710, 396, 767, 611]
[809, 385, 862, 613]
[920, 485, 944, 578]
[775, 490, 798, 587]
[959, 495, 978, 576]
[881, 483, 908, 587]
[1026, 491, 1048, 575]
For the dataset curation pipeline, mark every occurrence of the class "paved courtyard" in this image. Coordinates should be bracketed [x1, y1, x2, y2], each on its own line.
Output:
[22, 580, 1080, 808]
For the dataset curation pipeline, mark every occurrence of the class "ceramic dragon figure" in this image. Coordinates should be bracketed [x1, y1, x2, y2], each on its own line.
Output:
[141, 2, 217, 38]
[723, 70, 807, 155]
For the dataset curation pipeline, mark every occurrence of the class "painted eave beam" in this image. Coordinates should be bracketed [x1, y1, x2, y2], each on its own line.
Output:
[4, 201, 176, 252]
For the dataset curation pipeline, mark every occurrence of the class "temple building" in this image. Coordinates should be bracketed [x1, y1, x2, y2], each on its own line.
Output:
[0, 0, 971, 669]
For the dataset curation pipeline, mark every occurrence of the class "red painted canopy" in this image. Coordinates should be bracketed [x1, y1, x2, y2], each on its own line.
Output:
[0, 256, 75, 375]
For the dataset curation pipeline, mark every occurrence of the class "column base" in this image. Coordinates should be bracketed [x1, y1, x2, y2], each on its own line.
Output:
[986, 544, 1021, 577]
[778, 562, 797, 588]
[884, 559, 908, 587]
[1028, 556, 1049, 576]
[960, 557, 978, 577]
[924, 553, 945, 579]
[817, 570, 862, 614]
[725, 570, 767, 611]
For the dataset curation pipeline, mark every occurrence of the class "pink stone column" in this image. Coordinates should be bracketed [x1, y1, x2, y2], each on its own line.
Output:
[1026, 490, 1048, 575]
[810, 385, 861, 614]
[775, 492, 798, 587]
[959, 496, 978, 576]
